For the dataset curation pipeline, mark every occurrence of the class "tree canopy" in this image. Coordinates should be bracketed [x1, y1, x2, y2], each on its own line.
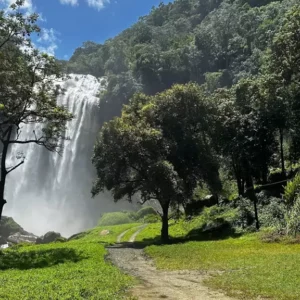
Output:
[92, 84, 221, 242]
[93, 2, 300, 240]
[0, 1, 73, 218]
[66, 0, 297, 121]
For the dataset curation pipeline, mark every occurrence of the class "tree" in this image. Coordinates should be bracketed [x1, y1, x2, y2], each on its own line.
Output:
[93, 84, 221, 243]
[213, 77, 281, 230]
[267, 5, 300, 164]
[0, 1, 73, 219]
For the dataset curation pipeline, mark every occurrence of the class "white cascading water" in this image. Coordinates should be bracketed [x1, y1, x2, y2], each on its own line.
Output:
[4, 74, 130, 237]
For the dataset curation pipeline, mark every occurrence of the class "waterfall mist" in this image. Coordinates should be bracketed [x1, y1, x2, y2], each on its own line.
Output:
[5, 74, 132, 237]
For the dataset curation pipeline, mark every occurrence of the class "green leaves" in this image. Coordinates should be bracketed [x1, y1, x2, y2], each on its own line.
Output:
[93, 83, 221, 214]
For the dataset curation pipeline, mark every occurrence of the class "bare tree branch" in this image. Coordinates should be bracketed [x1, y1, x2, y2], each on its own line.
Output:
[6, 160, 24, 174]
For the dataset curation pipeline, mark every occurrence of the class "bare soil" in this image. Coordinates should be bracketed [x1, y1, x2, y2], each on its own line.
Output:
[107, 227, 235, 300]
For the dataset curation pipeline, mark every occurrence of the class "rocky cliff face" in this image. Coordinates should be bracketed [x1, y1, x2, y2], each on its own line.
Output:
[0, 216, 64, 248]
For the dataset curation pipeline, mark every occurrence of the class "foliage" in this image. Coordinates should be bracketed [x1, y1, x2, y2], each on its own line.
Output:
[143, 214, 160, 224]
[0, 224, 136, 299]
[0, 247, 84, 270]
[284, 173, 300, 208]
[136, 206, 158, 220]
[259, 198, 285, 229]
[66, 0, 297, 122]
[135, 206, 239, 243]
[98, 211, 135, 226]
[92, 83, 221, 242]
[0, 1, 73, 218]
[285, 196, 300, 237]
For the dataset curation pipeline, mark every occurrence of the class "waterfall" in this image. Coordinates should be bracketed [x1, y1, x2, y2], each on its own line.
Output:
[5, 74, 129, 237]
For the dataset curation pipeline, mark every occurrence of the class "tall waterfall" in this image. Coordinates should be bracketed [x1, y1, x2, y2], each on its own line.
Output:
[5, 74, 130, 237]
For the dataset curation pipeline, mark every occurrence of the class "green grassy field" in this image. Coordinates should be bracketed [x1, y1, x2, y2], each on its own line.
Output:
[3, 216, 300, 300]
[0, 223, 139, 300]
[141, 227, 300, 300]
[135, 220, 192, 244]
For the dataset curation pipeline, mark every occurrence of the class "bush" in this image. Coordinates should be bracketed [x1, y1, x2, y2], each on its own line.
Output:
[285, 196, 300, 236]
[136, 206, 157, 220]
[98, 212, 134, 226]
[188, 205, 239, 238]
[284, 173, 300, 208]
[232, 197, 255, 229]
[55, 237, 67, 243]
[259, 197, 285, 228]
[143, 214, 160, 224]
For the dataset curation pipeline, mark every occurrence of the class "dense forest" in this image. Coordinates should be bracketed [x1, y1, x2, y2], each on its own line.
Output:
[81, 0, 300, 241]
[65, 0, 295, 121]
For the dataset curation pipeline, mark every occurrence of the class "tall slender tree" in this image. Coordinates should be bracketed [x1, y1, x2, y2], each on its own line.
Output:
[0, 1, 73, 218]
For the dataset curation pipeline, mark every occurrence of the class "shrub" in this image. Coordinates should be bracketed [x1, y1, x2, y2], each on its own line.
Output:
[136, 206, 157, 220]
[143, 214, 160, 223]
[188, 205, 239, 238]
[285, 196, 300, 236]
[284, 173, 300, 208]
[98, 212, 134, 226]
[55, 237, 67, 243]
[259, 228, 285, 243]
[259, 197, 285, 228]
[233, 197, 255, 229]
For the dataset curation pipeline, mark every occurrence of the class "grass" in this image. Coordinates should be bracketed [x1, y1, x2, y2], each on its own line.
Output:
[144, 232, 300, 299]
[4, 211, 300, 300]
[135, 219, 195, 243]
[0, 223, 139, 300]
[120, 225, 143, 243]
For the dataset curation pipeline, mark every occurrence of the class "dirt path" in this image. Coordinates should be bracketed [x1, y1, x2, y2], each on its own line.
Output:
[107, 227, 235, 300]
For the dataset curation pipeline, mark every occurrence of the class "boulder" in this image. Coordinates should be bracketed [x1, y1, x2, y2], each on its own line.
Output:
[0, 216, 26, 239]
[0, 235, 6, 245]
[100, 230, 110, 236]
[36, 231, 62, 244]
[7, 232, 37, 244]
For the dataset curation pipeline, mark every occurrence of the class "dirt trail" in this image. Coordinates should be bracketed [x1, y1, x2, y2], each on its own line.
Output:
[107, 227, 235, 300]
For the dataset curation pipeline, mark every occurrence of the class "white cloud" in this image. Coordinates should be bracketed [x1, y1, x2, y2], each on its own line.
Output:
[37, 28, 59, 56]
[86, 0, 110, 11]
[59, 0, 78, 6]
[0, 1, 59, 56]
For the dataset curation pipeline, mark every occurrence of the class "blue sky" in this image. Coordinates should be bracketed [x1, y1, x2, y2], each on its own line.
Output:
[0, 0, 173, 60]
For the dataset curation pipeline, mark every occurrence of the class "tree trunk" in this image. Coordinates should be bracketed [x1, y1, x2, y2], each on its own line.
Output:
[160, 202, 170, 244]
[0, 127, 13, 220]
[279, 128, 286, 177]
[236, 177, 244, 196]
[244, 159, 260, 230]
[232, 159, 244, 196]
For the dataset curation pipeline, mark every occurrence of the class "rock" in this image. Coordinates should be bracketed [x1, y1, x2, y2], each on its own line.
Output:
[0, 235, 7, 245]
[0, 244, 9, 249]
[7, 232, 37, 244]
[36, 231, 62, 244]
[100, 230, 110, 236]
[0, 216, 26, 238]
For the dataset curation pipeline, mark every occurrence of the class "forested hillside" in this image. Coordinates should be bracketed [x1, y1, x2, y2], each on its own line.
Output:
[65, 0, 295, 121]
[89, 0, 300, 243]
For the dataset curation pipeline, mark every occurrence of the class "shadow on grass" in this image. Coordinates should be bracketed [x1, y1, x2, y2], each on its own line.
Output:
[0, 248, 86, 270]
[108, 226, 244, 249]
